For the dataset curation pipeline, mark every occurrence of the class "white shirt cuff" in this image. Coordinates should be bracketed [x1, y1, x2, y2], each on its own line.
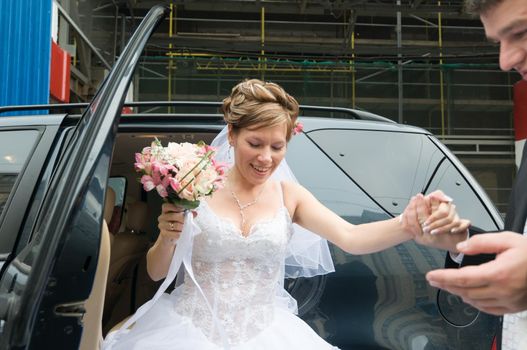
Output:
[449, 251, 464, 264]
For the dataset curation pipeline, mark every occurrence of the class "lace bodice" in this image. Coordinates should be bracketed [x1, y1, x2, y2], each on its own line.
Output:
[173, 200, 293, 345]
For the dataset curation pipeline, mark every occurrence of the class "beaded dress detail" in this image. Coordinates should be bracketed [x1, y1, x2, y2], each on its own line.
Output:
[173, 200, 291, 345]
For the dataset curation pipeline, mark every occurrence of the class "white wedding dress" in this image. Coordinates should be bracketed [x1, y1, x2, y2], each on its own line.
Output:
[102, 190, 338, 349]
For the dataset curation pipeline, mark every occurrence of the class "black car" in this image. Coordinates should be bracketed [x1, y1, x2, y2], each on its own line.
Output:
[0, 6, 499, 350]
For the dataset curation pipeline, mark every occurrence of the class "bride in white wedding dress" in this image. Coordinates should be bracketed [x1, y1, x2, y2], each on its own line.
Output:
[102, 79, 470, 350]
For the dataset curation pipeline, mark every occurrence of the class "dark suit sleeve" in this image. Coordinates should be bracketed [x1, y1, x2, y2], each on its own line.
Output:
[444, 225, 496, 268]
[444, 143, 526, 269]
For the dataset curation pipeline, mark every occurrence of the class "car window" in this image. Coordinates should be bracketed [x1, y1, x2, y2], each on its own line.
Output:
[107, 176, 127, 233]
[287, 131, 391, 227]
[424, 157, 498, 231]
[0, 130, 39, 218]
[285, 131, 392, 318]
[307, 129, 441, 212]
[9, 127, 75, 256]
[308, 128, 498, 231]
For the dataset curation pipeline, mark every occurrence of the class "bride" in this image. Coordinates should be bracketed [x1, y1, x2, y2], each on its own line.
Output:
[102, 79, 469, 349]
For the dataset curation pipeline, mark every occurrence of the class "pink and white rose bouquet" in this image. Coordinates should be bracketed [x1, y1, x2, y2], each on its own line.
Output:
[134, 139, 226, 209]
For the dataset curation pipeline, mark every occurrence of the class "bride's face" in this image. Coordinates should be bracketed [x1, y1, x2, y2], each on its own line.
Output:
[230, 123, 288, 185]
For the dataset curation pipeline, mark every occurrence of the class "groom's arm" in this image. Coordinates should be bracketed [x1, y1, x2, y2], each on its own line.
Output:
[444, 225, 495, 268]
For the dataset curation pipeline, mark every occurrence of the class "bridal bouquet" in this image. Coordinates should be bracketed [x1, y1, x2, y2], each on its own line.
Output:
[134, 139, 226, 209]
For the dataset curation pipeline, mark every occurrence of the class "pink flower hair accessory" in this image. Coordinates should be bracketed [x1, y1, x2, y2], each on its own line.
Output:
[293, 121, 304, 136]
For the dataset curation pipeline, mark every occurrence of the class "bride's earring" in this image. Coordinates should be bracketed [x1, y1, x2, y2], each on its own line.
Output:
[228, 144, 233, 162]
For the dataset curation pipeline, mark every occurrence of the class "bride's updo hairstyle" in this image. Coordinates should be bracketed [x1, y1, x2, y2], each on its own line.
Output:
[222, 79, 300, 141]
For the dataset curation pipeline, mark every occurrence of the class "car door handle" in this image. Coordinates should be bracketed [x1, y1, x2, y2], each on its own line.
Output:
[54, 301, 85, 318]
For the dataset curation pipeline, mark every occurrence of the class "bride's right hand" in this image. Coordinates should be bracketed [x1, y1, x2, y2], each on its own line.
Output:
[157, 203, 185, 246]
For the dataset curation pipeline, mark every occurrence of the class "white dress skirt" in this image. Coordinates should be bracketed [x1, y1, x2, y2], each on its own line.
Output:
[102, 200, 338, 350]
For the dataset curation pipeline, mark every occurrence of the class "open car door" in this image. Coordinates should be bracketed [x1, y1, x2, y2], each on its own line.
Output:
[0, 6, 168, 349]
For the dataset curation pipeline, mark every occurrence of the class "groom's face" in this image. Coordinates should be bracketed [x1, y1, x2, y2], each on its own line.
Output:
[481, 0, 527, 79]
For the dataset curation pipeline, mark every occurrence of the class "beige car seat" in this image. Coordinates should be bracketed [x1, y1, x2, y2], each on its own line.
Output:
[103, 200, 153, 334]
[78, 187, 114, 350]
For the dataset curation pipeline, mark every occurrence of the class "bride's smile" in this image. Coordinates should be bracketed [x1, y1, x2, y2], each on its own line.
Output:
[230, 123, 287, 185]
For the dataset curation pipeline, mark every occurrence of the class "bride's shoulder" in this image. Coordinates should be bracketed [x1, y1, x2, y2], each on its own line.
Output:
[279, 180, 306, 191]
[278, 181, 308, 201]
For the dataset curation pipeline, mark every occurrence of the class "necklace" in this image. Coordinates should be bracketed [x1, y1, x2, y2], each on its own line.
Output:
[230, 183, 266, 234]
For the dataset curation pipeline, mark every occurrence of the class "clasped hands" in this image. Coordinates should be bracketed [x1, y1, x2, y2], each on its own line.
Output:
[400, 190, 470, 252]
[401, 192, 527, 316]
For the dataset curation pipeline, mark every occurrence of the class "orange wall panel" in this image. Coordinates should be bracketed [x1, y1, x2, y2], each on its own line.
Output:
[50, 41, 71, 103]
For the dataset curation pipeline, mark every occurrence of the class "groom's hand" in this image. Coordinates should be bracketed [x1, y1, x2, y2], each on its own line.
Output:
[426, 232, 527, 315]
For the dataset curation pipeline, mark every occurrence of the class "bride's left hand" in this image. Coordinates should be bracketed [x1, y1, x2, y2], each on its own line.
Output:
[423, 190, 470, 236]
[412, 191, 470, 251]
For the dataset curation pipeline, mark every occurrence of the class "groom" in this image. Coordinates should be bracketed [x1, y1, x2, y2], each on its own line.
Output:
[425, 0, 527, 349]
